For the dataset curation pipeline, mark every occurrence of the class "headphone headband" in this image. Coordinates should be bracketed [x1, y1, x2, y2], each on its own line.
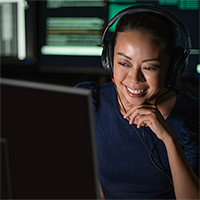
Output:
[102, 5, 191, 51]
[101, 5, 192, 86]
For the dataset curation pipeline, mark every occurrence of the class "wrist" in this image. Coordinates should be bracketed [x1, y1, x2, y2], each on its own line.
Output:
[162, 132, 178, 149]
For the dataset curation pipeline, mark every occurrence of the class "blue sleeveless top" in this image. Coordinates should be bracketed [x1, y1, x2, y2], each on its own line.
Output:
[76, 81, 199, 199]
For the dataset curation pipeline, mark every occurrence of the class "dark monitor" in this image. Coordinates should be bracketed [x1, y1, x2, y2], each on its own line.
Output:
[0, 78, 100, 199]
[38, 0, 199, 76]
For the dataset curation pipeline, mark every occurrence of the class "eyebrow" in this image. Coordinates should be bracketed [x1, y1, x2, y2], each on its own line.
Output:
[117, 52, 132, 60]
[117, 52, 161, 63]
[142, 58, 161, 63]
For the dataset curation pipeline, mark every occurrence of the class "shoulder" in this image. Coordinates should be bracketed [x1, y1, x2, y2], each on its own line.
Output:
[75, 81, 98, 90]
[175, 90, 199, 128]
[175, 90, 199, 115]
[178, 90, 198, 104]
[176, 91, 199, 130]
[175, 90, 199, 149]
[75, 81, 114, 109]
[75, 81, 112, 89]
[176, 91, 199, 177]
[75, 81, 113, 94]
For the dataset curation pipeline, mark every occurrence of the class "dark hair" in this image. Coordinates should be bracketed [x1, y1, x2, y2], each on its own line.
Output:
[114, 12, 181, 56]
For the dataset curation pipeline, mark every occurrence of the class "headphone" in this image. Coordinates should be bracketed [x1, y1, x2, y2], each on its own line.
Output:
[101, 5, 191, 87]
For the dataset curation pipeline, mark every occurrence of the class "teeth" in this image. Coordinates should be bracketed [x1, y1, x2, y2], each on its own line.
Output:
[127, 87, 144, 94]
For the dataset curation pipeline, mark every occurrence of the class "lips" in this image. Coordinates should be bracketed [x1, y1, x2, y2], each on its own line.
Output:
[126, 86, 147, 97]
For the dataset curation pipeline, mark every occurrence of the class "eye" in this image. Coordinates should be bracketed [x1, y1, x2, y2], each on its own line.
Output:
[143, 66, 159, 71]
[118, 62, 130, 68]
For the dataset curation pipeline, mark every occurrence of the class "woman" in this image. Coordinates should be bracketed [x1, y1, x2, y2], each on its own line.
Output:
[76, 6, 199, 199]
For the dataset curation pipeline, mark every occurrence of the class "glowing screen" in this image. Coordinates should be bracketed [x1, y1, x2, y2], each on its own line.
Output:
[0, 0, 26, 60]
[159, 0, 199, 10]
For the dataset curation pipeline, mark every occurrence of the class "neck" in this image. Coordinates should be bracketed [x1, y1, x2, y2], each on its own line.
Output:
[155, 88, 177, 119]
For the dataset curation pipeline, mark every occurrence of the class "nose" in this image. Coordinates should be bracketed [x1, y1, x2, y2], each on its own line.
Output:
[127, 67, 146, 84]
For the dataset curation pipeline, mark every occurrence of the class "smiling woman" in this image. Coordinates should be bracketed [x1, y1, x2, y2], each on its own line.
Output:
[75, 5, 199, 200]
[113, 30, 170, 107]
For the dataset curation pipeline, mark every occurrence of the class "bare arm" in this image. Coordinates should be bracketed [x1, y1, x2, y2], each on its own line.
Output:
[163, 134, 199, 199]
[99, 181, 105, 199]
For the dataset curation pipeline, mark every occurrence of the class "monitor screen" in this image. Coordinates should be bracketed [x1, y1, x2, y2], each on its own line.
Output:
[0, 0, 37, 67]
[38, 0, 199, 75]
[0, 78, 100, 199]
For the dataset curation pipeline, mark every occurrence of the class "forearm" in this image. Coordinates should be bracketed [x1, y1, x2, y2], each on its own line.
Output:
[99, 181, 105, 199]
[164, 135, 200, 199]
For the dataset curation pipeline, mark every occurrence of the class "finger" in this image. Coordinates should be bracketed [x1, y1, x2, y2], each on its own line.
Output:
[136, 113, 161, 131]
[124, 102, 133, 107]
[136, 114, 153, 129]
[123, 106, 139, 119]
[124, 109, 140, 124]
[129, 113, 143, 125]
[124, 107, 155, 125]
[124, 104, 156, 118]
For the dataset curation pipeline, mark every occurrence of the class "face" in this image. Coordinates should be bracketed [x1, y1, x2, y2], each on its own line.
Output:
[113, 30, 170, 106]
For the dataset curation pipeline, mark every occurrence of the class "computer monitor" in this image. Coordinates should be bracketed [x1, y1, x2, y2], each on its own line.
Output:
[0, 78, 100, 199]
[0, 0, 37, 67]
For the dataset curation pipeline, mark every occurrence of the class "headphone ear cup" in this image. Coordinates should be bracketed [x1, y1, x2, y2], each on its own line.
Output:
[101, 40, 114, 77]
[165, 46, 189, 87]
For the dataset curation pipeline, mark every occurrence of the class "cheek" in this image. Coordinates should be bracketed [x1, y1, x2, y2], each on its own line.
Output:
[145, 72, 166, 90]
[113, 64, 126, 83]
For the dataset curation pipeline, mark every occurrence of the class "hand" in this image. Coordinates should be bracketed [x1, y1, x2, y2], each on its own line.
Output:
[123, 103, 174, 142]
